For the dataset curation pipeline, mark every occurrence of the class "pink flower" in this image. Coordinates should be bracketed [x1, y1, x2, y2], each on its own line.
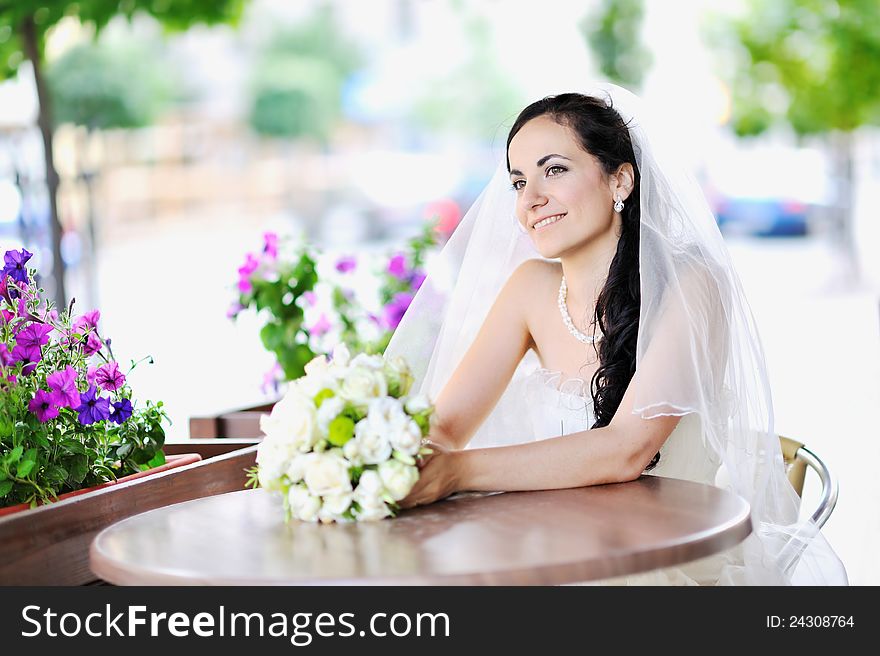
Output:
[302, 291, 317, 307]
[237, 253, 260, 294]
[95, 361, 125, 392]
[83, 331, 102, 356]
[387, 253, 408, 279]
[309, 313, 332, 337]
[15, 322, 53, 350]
[263, 232, 279, 259]
[335, 256, 357, 273]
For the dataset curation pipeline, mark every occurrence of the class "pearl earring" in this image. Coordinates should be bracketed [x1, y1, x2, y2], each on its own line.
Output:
[614, 194, 624, 213]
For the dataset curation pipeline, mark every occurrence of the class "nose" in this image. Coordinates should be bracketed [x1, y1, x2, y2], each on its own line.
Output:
[522, 182, 548, 212]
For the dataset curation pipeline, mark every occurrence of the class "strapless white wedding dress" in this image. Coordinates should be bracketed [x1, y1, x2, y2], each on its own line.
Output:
[522, 367, 745, 586]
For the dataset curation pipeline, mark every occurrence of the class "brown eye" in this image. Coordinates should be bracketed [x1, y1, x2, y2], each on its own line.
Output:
[547, 165, 566, 176]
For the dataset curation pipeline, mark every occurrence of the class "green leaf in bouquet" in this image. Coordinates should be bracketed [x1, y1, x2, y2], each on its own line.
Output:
[0, 480, 13, 497]
[314, 388, 335, 408]
[414, 413, 431, 435]
[328, 416, 355, 447]
[392, 450, 416, 466]
[348, 465, 364, 485]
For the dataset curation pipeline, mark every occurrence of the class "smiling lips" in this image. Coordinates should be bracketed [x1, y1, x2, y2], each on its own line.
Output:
[533, 213, 566, 230]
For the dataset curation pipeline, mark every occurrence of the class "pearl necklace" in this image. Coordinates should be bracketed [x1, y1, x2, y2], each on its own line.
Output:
[557, 276, 602, 344]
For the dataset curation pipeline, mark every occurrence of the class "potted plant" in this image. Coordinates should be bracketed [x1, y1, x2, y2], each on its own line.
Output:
[0, 247, 245, 584]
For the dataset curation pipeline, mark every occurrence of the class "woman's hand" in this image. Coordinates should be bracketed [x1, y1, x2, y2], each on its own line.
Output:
[399, 441, 463, 509]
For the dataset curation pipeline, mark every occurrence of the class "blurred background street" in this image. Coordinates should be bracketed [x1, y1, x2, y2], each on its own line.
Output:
[2, 0, 878, 583]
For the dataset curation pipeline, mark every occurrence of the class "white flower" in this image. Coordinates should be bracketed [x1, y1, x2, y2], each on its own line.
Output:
[339, 366, 388, 406]
[288, 485, 322, 522]
[331, 343, 351, 367]
[285, 453, 310, 484]
[256, 436, 296, 490]
[378, 459, 419, 501]
[303, 451, 353, 498]
[353, 418, 392, 465]
[384, 356, 414, 396]
[404, 393, 432, 415]
[343, 436, 362, 466]
[259, 391, 319, 452]
[304, 354, 330, 377]
[354, 469, 385, 506]
[367, 396, 410, 430]
[318, 492, 353, 523]
[316, 396, 346, 434]
[389, 418, 423, 457]
[354, 502, 391, 522]
[351, 352, 385, 370]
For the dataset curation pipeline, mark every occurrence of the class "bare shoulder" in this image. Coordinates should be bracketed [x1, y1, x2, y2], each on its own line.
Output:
[509, 258, 561, 293]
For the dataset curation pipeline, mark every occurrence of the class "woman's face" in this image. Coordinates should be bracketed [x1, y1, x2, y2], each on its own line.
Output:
[508, 115, 622, 260]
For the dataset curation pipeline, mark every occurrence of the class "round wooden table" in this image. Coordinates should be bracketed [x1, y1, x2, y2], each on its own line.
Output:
[90, 476, 751, 585]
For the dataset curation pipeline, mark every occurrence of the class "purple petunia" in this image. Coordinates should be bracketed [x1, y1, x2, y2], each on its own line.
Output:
[75, 384, 110, 425]
[47, 365, 80, 408]
[15, 322, 53, 351]
[387, 253, 408, 280]
[382, 292, 414, 331]
[335, 256, 357, 273]
[72, 309, 100, 335]
[0, 343, 11, 367]
[95, 361, 125, 391]
[109, 398, 133, 425]
[409, 271, 426, 291]
[28, 389, 59, 423]
[11, 343, 40, 375]
[2, 248, 33, 284]
[82, 331, 102, 356]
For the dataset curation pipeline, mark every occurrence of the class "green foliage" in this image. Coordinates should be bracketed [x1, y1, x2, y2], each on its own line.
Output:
[580, 0, 652, 90]
[248, 4, 364, 141]
[715, 0, 880, 136]
[46, 38, 174, 130]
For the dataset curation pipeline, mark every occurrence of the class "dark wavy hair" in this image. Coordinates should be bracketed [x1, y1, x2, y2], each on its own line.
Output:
[506, 92, 659, 471]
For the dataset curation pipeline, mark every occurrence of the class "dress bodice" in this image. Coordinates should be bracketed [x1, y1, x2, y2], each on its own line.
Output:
[522, 367, 721, 486]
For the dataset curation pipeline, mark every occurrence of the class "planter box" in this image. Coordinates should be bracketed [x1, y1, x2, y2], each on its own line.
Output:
[0, 445, 257, 585]
[189, 401, 276, 439]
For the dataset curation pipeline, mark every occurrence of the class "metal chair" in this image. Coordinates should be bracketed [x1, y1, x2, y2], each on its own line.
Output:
[778, 435, 838, 530]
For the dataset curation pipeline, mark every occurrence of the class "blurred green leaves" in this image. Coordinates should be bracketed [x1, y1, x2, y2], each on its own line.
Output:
[580, 0, 652, 91]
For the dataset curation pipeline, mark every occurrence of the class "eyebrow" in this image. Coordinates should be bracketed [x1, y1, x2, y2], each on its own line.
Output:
[509, 154, 571, 177]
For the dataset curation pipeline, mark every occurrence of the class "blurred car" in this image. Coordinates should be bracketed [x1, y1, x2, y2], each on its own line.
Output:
[712, 196, 810, 237]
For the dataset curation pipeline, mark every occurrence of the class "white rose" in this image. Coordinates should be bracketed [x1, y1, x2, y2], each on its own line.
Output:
[339, 366, 388, 406]
[353, 418, 392, 464]
[404, 393, 432, 415]
[367, 396, 409, 431]
[354, 502, 391, 522]
[316, 396, 345, 434]
[343, 436, 362, 466]
[318, 492, 353, 523]
[285, 453, 311, 484]
[331, 343, 351, 367]
[378, 459, 420, 501]
[303, 451, 353, 498]
[389, 418, 423, 457]
[351, 353, 385, 370]
[260, 392, 319, 452]
[256, 437, 295, 490]
[304, 354, 329, 376]
[288, 485, 321, 522]
[353, 469, 385, 505]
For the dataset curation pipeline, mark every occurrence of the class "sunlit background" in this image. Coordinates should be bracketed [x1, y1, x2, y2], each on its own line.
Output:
[1, 0, 878, 584]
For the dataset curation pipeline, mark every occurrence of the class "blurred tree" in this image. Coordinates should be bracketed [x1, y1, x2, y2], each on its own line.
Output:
[580, 0, 652, 91]
[409, 11, 525, 141]
[718, 0, 880, 283]
[47, 38, 175, 306]
[0, 0, 245, 309]
[248, 4, 363, 142]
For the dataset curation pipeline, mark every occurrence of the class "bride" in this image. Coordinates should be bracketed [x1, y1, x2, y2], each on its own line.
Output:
[386, 83, 848, 586]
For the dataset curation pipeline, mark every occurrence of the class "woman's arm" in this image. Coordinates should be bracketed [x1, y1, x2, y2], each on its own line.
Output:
[427, 259, 539, 450]
[401, 372, 681, 506]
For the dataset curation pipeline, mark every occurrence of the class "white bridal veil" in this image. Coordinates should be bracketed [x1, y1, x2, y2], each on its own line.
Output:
[386, 82, 847, 585]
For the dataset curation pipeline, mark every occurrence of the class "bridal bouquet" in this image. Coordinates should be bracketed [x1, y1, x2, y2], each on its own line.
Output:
[250, 344, 434, 523]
